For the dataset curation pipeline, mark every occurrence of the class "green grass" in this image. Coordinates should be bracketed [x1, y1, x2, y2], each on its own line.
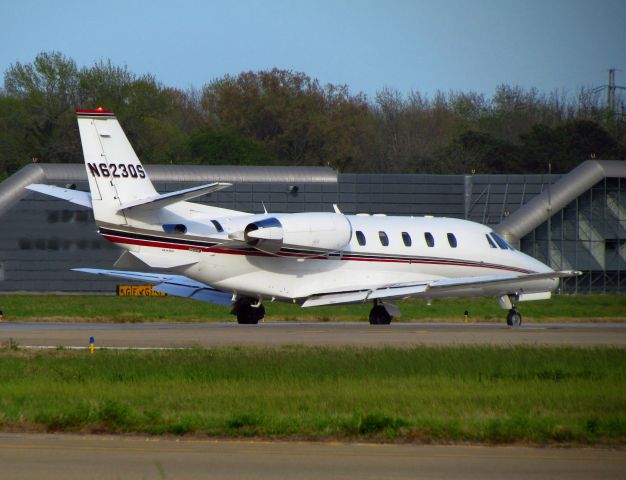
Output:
[0, 346, 624, 444]
[0, 293, 624, 322]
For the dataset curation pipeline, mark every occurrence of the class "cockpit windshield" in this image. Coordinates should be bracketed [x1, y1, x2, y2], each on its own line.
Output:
[490, 231, 515, 250]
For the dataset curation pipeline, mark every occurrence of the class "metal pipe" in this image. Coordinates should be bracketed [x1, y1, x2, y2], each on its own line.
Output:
[495, 160, 626, 246]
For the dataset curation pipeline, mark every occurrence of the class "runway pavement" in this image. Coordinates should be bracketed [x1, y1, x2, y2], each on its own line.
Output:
[0, 321, 625, 348]
[0, 433, 624, 480]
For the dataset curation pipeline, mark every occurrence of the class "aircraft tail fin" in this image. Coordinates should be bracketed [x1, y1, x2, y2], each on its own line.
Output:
[76, 108, 157, 225]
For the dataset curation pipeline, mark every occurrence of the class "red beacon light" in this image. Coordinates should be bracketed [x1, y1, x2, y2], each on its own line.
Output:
[75, 107, 113, 115]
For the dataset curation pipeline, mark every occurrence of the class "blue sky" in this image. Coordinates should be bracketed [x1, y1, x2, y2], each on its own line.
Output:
[1, 0, 624, 101]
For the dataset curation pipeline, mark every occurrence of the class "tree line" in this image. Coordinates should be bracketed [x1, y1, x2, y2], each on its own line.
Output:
[1, 51, 624, 179]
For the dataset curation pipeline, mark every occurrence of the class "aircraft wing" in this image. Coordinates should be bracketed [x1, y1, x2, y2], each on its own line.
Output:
[72, 268, 234, 306]
[301, 270, 580, 307]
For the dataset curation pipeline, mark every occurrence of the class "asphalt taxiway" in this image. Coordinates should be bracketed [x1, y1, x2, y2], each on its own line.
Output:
[0, 321, 624, 348]
[0, 433, 624, 480]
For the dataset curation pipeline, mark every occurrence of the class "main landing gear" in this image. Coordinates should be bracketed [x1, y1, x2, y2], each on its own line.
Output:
[507, 307, 522, 327]
[369, 300, 393, 325]
[231, 298, 265, 325]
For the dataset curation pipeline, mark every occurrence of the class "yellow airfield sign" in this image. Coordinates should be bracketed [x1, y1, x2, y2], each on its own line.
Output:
[117, 285, 167, 297]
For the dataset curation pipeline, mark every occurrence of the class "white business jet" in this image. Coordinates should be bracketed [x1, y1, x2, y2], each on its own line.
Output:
[26, 108, 579, 325]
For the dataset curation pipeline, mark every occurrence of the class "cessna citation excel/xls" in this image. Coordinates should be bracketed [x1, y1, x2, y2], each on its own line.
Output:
[27, 108, 580, 325]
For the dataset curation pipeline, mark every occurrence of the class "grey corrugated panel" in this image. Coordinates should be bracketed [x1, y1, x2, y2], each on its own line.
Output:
[2, 259, 98, 271]
[336, 204, 356, 213]
[496, 160, 626, 243]
[355, 184, 377, 194]
[217, 192, 236, 203]
[304, 193, 324, 203]
[321, 194, 339, 203]
[8, 270, 87, 281]
[252, 183, 272, 192]
[270, 183, 290, 193]
[400, 184, 466, 194]
[251, 192, 271, 202]
[234, 193, 254, 202]
[233, 203, 254, 213]
[268, 203, 287, 212]
[378, 194, 460, 205]
[266, 193, 286, 203]
[378, 184, 426, 194]
[144, 165, 338, 184]
[502, 175, 526, 184]
[0, 163, 337, 220]
[301, 184, 322, 193]
[0, 280, 117, 292]
[375, 174, 413, 183]
[287, 204, 307, 213]
[338, 183, 356, 193]
[418, 176, 464, 185]
[339, 193, 357, 203]
[353, 174, 374, 183]
[338, 173, 358, 183]
[234, 183, 253, 193]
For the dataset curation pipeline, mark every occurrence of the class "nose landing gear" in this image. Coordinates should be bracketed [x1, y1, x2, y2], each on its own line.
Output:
[506, 308, 522, 327]
[498, 294, 523, 327]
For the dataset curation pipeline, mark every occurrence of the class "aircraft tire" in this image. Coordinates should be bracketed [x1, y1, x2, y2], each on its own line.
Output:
[369, 305, 392, 325]
[234, 302, 265, 324]
[506, 309, 522, 327]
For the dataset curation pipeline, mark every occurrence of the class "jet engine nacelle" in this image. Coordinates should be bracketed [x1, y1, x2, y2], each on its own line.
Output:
[243, 212, 352, 254]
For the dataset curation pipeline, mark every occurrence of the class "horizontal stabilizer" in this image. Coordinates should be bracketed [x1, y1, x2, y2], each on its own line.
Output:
[117, 182, 232, 212]
[26, 184, 92, 208]
[72, 268, 233, 306]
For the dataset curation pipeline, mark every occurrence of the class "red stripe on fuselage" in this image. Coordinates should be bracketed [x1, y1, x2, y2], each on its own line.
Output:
[102, 233, 532, 274]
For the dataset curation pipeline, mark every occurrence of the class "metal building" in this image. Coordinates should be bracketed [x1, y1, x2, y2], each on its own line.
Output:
[0, 160, 624, 293]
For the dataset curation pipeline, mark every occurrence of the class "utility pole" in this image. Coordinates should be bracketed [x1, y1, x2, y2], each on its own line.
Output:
[591, 68, 625, 119]
[607, 68, 616, 115]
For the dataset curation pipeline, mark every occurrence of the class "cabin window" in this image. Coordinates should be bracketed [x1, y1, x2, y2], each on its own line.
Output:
[402, 232, 412, 247]
[356, 230, 366, 246]
[490, 232, 511, 250]
[424, 232, 435, 247]
[379, 231, 389, 246]
[486, 234, 497, 248]
[211, 220, 224, 232]
[447, 233, 457, 248]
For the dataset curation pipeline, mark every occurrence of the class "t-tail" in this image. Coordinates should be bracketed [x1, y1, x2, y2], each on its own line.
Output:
[26, 108, 232, 232]
[76, 108, 158, 226]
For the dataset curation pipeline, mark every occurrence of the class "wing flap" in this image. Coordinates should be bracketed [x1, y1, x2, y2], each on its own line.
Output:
[301, 270, 581, 307]
[301, 290, 370, 307]
[426, 270, 580, 294]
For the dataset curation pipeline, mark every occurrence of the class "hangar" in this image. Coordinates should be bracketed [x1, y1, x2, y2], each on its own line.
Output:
[0, 160, 624, 293]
